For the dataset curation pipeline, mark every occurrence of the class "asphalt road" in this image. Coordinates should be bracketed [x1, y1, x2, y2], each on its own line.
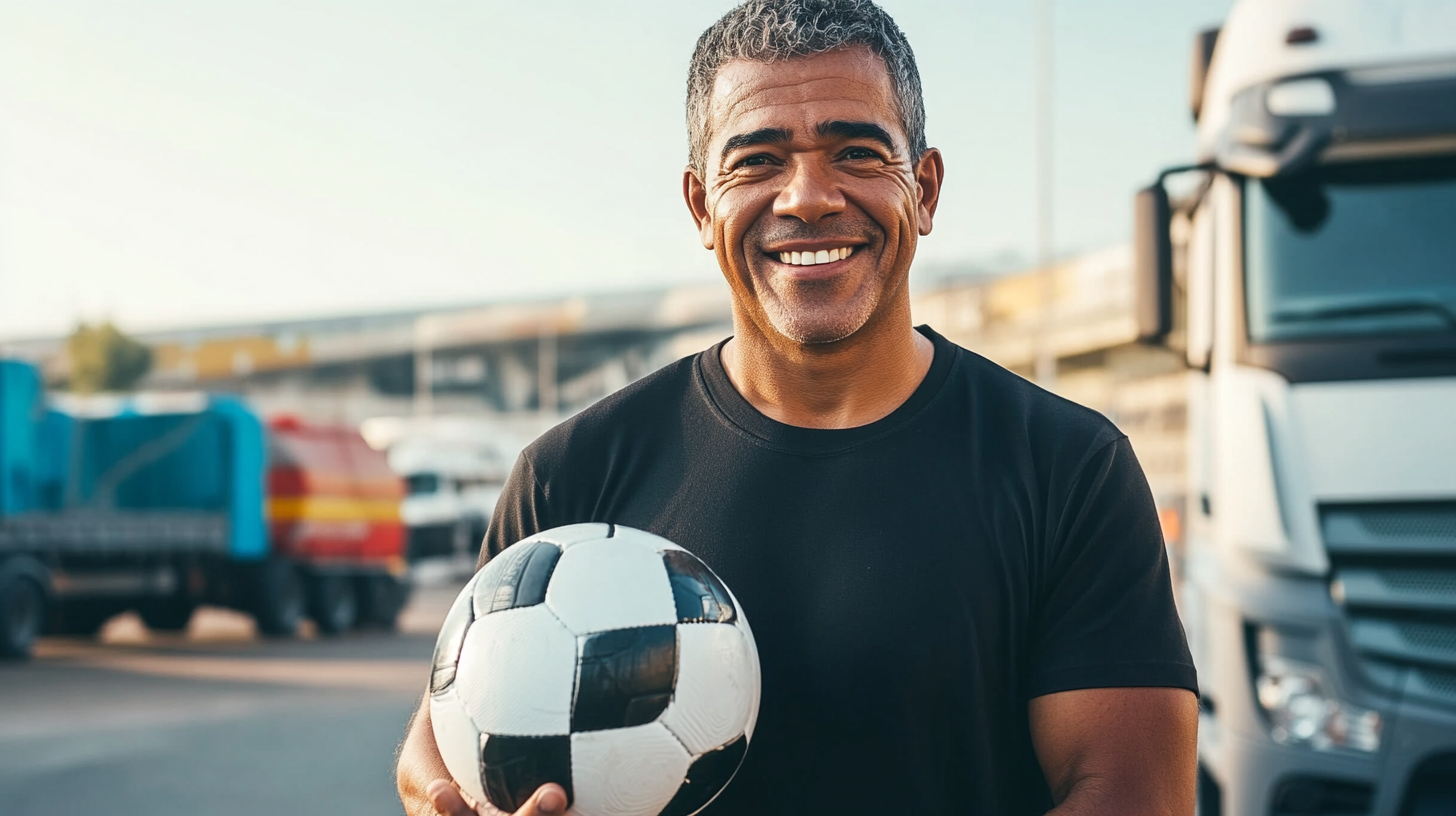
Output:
[0, 579, 464, 816]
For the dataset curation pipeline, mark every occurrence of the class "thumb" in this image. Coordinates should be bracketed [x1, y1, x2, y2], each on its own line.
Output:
[517, 783, 568, 816]
[425, 779, 479, 816]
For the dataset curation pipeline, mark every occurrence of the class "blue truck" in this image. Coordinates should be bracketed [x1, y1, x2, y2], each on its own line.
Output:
[0, 359, 410, 659]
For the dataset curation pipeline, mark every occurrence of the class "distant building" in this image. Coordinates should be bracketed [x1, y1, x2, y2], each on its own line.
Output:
[3, 285, 734, 427]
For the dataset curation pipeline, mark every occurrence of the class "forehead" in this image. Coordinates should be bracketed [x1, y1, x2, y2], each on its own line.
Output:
[707, 46, 901, 145]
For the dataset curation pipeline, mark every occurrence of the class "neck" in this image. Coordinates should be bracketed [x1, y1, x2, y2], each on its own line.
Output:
[720, 297, 934, 430]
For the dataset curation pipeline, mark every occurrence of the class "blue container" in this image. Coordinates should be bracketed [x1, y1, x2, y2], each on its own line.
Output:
[43, 393, 267, 558]
[0, 360, 45, 517]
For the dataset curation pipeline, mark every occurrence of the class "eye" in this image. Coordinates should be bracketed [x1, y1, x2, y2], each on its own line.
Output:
[734, 154, 776, 168]
[841, 146, 880, 161]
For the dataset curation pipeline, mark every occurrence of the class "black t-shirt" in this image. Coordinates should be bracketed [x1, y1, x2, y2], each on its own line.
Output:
[480, 326, 1196, 815]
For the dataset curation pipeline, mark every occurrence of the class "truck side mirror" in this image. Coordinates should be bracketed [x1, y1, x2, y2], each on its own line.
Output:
[1134, 183, 1174, 344]
[1190, 27, 1221, 123]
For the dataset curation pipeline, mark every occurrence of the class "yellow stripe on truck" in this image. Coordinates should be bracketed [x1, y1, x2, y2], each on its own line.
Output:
[267, 496, 401, 523]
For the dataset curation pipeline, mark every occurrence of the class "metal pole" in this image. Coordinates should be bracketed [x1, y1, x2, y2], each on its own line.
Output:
[1034, 0, 1057, 389]
[414, 318, 433, 418]
[538, 323, 557, 418]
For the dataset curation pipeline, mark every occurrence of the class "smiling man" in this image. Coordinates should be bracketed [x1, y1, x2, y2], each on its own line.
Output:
[397, 2, 1198, 814]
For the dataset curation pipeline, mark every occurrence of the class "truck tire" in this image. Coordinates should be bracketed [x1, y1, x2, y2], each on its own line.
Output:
[308, 573, 357, 635]
[0, 574, 46, 660]
[137, 598, 196, 633]
[253, 559, 305, 637]
[48, 600, 119, 637]
[357, 574, 409, 630]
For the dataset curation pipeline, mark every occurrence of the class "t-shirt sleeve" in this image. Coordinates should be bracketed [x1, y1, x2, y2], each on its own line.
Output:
[1027, 436, 1197, 698]
[476, 451, 549, 569]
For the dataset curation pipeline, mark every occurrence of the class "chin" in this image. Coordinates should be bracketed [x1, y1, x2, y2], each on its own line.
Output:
[761, 297, 878, 345]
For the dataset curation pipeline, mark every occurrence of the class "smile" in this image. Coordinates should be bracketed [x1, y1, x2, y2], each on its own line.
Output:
[773, 246, 857, 266]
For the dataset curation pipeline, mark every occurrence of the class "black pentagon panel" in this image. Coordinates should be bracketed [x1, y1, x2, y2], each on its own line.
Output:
[572, 625, 677, 732]
[477, 540, 562, 616]
[658, 735, 748, 816]
[662, 550, 736, 624]
[430, 588, 475, 694]
[480, 734, 574, 813]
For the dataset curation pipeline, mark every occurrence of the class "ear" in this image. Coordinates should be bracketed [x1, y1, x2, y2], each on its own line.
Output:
[914, 148, 945, 237]
[682, 168, 715, 250]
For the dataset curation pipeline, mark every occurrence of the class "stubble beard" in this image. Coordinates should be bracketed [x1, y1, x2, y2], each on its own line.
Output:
[757, 275, 882, 345]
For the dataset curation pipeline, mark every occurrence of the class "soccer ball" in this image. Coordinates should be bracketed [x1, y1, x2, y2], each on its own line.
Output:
[429, 523, 760, 816]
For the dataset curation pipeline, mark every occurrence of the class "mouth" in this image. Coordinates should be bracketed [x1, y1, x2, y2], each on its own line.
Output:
[765, 245, 860, 267]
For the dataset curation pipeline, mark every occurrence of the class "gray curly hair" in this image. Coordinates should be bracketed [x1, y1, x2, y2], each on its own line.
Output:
[686, 0, 927, 177]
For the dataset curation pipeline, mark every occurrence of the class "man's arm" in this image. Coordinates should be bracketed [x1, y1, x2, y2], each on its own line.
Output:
[1030, 687, 1198, 816]
[396, 696, 567, 816]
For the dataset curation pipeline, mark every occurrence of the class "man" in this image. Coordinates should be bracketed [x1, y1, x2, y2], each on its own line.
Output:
[398, 1, 1198, 813]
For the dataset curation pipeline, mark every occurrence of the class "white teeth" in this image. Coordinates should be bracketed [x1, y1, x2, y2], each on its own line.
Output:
[775, 246, 857, 266]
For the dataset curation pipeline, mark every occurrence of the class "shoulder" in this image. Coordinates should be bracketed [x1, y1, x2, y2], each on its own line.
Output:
[521, 349, 703, 474]
[932, 330, 1125, 472]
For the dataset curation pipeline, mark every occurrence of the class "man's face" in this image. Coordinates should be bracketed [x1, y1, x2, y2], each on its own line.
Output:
[685, 47, 941, 345]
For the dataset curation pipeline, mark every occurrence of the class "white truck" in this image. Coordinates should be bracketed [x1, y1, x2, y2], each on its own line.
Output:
[390, 441, 506, 565]
[1134, 1, 1456, 812]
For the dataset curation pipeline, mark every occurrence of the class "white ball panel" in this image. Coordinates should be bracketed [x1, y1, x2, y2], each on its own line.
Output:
[610, 525, 682, 553]
[727, 588, 761, 742]
[568, 723, 690, 816]
[524, 523, 612, 548]
[660, 624, 756, 755]
[456, 605, 577, 736]
[430, 686, 489, 806]
[545, 540, 676, 635]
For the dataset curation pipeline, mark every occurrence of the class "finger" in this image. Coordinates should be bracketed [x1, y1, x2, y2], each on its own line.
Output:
[513, 783, 568, 816]
[426, 779, 479, 816]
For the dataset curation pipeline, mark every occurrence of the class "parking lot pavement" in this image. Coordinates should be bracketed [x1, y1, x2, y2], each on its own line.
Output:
[0, 581, 466, 816]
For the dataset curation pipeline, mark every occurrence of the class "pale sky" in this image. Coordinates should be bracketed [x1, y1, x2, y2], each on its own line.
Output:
[0, 0, 1232, 340]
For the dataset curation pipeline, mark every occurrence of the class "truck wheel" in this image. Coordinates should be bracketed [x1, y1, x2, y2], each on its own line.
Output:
[308, 574, 357, 635]
[0, 574, 45, 660]
[253, 559, 305, 637]
[137, 598, 196, 633]
[48, 600, 118, 637]
[357, 575, 410, 630]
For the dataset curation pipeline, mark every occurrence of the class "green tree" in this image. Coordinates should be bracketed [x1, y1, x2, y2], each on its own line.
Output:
[67, 322, 153, 393]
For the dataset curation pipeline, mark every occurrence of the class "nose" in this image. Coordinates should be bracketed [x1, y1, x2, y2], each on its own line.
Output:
[772, 157, 845, 224]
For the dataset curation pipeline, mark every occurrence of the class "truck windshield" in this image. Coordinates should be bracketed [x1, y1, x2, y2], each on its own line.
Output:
[405, 473, 440, 495]
[1245, 156, 1456, 343]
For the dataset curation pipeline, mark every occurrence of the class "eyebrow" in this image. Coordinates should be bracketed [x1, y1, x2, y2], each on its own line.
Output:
[719, 121, 899, 164]
[720, 127, 793, 162]
[816, 120, 898, 154]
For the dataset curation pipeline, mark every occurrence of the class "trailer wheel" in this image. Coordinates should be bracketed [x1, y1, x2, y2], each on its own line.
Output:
[308, 574, 357, 635]
[357, 575, 409, 630]
[253, 559, 305, 637]
[48, 600, 119, 637]
[137, 598, 196, 633]
[0, 574, 45, 660]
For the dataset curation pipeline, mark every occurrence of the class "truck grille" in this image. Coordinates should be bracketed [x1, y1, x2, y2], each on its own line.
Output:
[1325, 502, 1456, 711]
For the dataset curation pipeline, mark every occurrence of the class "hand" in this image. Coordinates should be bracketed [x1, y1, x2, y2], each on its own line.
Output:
[425, 780, 567, 816]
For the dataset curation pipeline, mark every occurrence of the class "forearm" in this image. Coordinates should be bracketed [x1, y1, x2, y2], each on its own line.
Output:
[397, 698, 449, 816]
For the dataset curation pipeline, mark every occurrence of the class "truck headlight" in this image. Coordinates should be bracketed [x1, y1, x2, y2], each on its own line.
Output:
[1255, 656, 1381, 753]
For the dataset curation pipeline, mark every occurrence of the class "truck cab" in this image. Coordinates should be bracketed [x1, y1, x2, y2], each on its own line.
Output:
[391, 442, 506, 565]
[1136, 1, 1456, 812]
